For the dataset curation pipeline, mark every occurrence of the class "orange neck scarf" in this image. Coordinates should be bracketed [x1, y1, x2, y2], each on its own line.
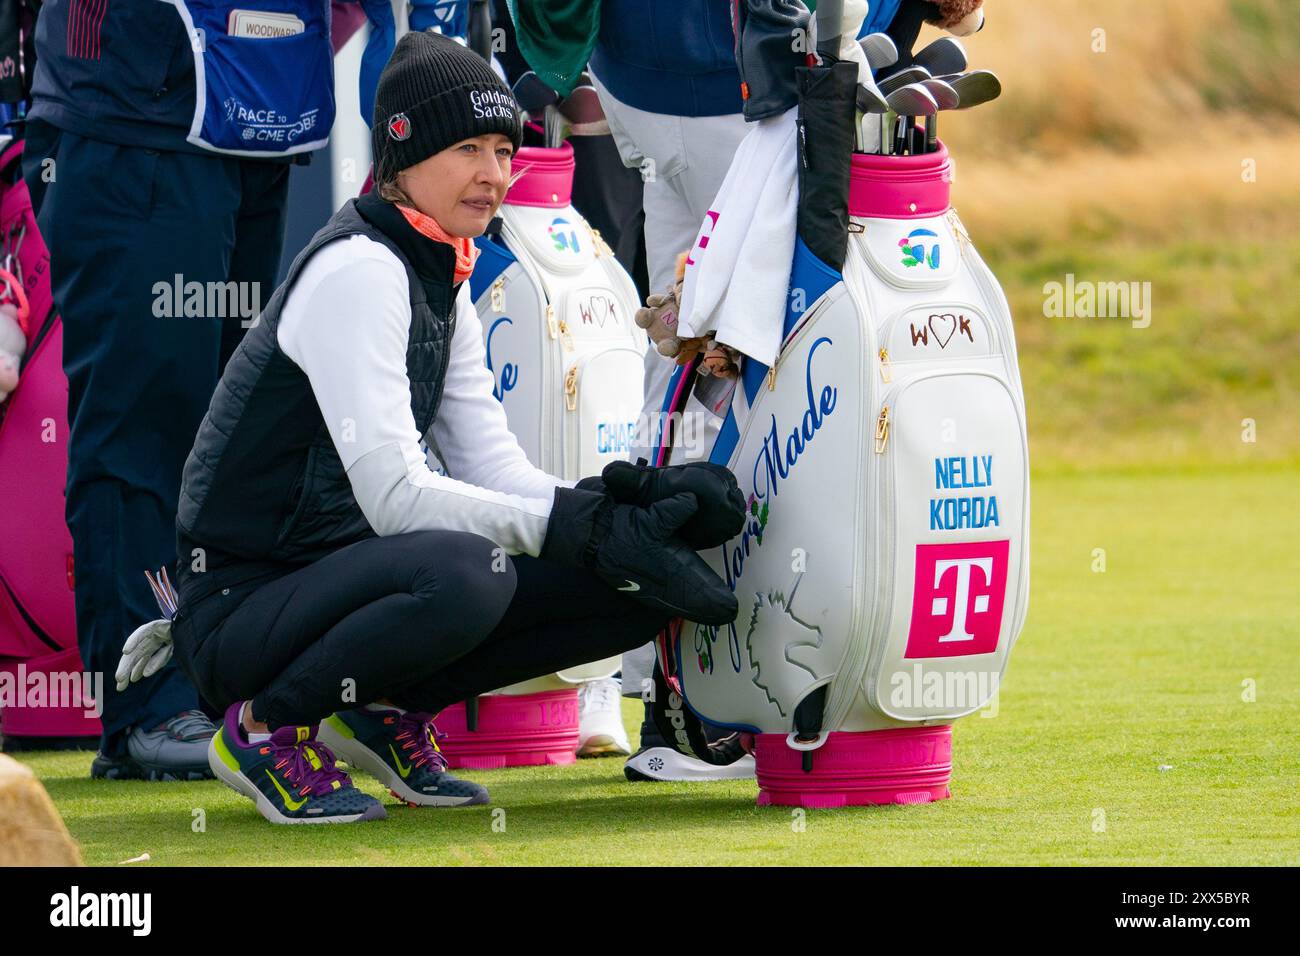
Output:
[397, 205, 480, 284]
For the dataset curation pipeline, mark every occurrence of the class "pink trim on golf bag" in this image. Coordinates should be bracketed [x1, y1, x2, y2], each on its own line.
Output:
[0, 139, 101, 741]
[848, 140, 952, 220]
[754, 726, 953, 808]
[433, 689, 580, 769]
[504, 143, 574, 208]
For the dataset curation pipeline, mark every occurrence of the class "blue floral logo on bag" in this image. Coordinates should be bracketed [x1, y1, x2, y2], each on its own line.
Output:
[899, 228, 941, 270]
[548, 217, 580, 253]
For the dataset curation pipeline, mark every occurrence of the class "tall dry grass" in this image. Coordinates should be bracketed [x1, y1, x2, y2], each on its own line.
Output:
[903, 1, 1300, 468]
[928, 0, 1300, 158]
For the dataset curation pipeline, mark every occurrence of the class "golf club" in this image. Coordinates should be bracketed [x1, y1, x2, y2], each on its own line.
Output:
[919, 77, 959, 152]
[511, 71, 559, 115]
[857, 76, 890, 115]
[512, 71, 561, 146]
[544, 104, 566, 147]
[912, 36, 968, 79]
[856, 86, 891, 153]
[943, 69, 1004, 110]
[859, 32, 898, 72]
[884, 83, 937, 156]
[879, 65, 932, 96]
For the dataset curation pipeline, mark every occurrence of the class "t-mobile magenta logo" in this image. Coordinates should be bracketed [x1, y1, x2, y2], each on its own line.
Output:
[905, 540, 1010, 658]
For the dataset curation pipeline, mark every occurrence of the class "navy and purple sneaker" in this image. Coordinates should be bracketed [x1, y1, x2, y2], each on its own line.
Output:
[319, 707, 490, 808]
[208, 702, 386, 825]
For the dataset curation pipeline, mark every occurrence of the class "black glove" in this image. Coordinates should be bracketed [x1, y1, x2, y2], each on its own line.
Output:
[541, 487, 739, 626]
[600, 460, 746, 550]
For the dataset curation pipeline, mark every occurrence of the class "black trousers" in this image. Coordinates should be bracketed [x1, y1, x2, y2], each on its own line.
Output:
[172, 531, 670, 729]
[21, 119, 292, 749]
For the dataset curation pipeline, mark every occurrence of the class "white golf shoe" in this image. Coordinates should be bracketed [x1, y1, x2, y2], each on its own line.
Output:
[623, 744, 756, 782]
[576, 677, 632, 758]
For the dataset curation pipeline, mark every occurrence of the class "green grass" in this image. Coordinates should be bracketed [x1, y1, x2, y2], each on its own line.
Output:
[14, 465, 1300, 865]
[979, 220, 1300, 472]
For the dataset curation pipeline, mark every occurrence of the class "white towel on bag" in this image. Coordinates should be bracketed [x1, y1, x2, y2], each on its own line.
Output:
[677, 108, 798, 367]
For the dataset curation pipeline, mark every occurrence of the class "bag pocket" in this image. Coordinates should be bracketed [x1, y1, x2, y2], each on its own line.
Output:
[854, 213, 961, 292]
[166, 1, 334, 156]
[560, 347, 645, 478]
[501, 203, 597, 277]
[863, 368, 1029, 721]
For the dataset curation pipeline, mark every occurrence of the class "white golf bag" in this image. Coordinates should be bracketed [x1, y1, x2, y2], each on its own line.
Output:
[657, 144, 1029, 806]
[464, 142, 647, 695]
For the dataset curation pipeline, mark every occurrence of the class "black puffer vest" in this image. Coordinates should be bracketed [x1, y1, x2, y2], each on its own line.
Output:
[175, 192, 459, 600]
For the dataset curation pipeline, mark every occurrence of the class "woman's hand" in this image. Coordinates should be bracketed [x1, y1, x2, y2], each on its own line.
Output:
[601, 460, 746, 550]
[541, 487, 738, 625]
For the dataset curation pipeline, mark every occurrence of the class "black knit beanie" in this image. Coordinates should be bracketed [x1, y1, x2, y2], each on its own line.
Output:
[372, 31, 523, 185]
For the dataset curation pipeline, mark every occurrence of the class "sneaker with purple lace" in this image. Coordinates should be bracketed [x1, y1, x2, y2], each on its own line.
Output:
[208, 702, 386, 825]
[319, 706, 490, 807]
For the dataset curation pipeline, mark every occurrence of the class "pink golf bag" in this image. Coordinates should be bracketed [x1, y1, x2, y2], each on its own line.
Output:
[0, 137, 101, 747]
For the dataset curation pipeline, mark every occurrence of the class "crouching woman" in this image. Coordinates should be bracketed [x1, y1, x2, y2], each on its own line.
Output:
[167, 32, 742, 825]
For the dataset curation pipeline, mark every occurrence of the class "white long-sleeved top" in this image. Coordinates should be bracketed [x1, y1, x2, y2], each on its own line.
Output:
[276, 233, 570, 556]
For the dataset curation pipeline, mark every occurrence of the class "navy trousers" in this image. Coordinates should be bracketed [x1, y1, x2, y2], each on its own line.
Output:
[21, 119, 292, 753]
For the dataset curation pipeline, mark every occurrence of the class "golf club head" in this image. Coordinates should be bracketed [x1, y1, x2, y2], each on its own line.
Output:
[948, 70, 1003, 109]
[558, 85, 609, 135]
[913, 36, 968, 78]
[856, 80, 890, 114]
[885, 83, 939, 117]
[879, 65, 932, 96]
[859, 32, 898, 72]
[543, 104, 568, 148]
[919, 78, 960, 111]
[512, 71, 559, 118]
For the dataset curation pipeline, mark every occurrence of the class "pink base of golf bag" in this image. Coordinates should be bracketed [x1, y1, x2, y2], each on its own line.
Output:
[0, 138, 100, 746]
[434, 689, 580, 769]
[753, 726, 952, 808]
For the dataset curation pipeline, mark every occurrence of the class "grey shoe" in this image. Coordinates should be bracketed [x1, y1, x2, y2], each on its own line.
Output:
[115, 710, 217, 781]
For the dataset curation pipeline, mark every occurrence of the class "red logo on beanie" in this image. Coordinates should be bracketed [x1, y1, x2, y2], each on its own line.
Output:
[388, 113, 412, 141]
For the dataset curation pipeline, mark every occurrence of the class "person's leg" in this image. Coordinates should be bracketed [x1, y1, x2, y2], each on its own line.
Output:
[388, 554, 670, 713]
[22, 124, 242, 777]
[177, 530, 517, 820]
[182, 532, 517, 725]
[221, 159, 292, 369]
